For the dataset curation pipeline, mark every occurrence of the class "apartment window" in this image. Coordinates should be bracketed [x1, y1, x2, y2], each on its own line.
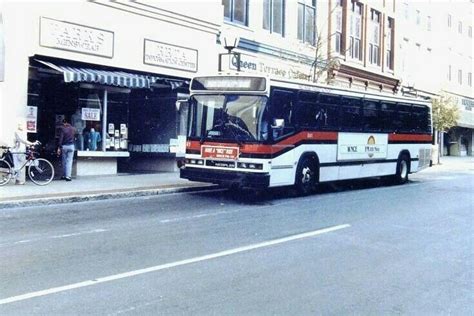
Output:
[469, 26, 472, 38]
[403, 2, 409, 20]
[298, 0, 316, 45]
[416, 10, 420, 25]
[458, 69, 462, 85]
[448, 65, 452, 81]
[334, 0, 344, 54]
[458, 21, 462, 34]
[263, 0, 285, 35]
[448, 14, 451, 27]
[427, 16, 431, 31]
[468, 72, 472, 87]
[386, 18, 394, 70]
[223, 0, 248, 25]
[369, 9, 381, 66]
[349, 1, 363, 60]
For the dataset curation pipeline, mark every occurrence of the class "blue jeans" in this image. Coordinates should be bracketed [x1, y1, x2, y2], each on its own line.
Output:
[61, 144, 75, 178]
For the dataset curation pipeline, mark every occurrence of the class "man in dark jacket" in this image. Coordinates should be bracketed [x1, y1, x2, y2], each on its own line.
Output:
[57, 119, 76, 181]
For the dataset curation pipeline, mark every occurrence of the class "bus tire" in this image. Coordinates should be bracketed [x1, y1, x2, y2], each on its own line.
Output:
[295, 156, 318, 196]
[394, 154, 410, 184]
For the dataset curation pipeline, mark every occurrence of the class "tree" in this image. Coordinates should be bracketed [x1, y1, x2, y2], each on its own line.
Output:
[431, 94, 459, 163]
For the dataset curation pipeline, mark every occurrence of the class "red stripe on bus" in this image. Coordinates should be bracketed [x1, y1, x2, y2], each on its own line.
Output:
[388, 134, 432, 142]
[187, 131, 338, 155]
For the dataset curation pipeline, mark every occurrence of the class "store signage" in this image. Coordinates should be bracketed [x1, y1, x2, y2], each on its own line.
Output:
[337, 133, 388, 161]
[26, 106, 38, 133]
[462, 98, 474, 111]
[40, 17, 114, 58]
[81, 107, 100, 121]
[201, 145, 239, 160]
[144, 39, 198, 72]
[227, 53, 312, 81]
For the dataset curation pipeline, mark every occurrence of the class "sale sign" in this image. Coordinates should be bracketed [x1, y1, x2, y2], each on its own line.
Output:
[81, 107, 100, 121]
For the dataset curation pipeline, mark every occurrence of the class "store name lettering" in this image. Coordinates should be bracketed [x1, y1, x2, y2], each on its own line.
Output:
[232, 56, 311, 81]
[144, 40, 197, 72]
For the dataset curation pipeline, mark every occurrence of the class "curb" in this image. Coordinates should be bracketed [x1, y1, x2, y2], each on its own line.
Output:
[0, 184, 217, 209]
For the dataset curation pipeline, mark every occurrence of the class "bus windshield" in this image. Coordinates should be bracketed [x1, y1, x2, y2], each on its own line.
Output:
[188, 94, 268, 142]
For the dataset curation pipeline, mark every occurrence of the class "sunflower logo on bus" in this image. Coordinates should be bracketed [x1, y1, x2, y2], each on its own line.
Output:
[366, 135, 376, 158]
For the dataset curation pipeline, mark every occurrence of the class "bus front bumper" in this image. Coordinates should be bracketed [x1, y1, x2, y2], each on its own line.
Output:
[180, 167, 270, 189]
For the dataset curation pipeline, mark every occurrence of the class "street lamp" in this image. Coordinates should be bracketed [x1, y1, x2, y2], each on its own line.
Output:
[218, 33, 241, 72]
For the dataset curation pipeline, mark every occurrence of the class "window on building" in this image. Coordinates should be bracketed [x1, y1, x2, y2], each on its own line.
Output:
[458, 21, 462, 34]
[416, 10, 421, 25]
[298, 0, 316, 45]
[448, 65, 452, 81]
[448, 14, 451, 27]
[427, 16, 431, 31]
[369, 9, 381, 66]
[349, 1, 362, 60]
[468, 72, 472, 87]
[469, 26, 472, 38]
[403, 2, 409, 20]
[223, 0, 248, 26]
[263, 0, 285, 36]
[458, 69, 462, 85]
[334, 0, 344, 54]
[386, 17, 394, 70]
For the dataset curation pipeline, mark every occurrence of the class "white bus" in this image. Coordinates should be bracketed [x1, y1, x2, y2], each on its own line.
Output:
[180, 74, 432, 194]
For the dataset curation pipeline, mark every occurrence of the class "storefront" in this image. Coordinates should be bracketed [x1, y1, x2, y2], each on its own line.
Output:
[443, 96, 474, 157]
[0, 1, 221, 175]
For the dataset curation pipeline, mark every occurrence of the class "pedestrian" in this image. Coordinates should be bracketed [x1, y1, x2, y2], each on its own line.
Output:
[12, 119, 39, 185]
[57, 118, 76, 181]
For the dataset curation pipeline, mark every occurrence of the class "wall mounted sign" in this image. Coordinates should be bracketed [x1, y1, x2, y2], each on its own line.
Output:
[40, 17, 114, 58]
[144, 39, 198, 72]
[26, 106, 38, 133]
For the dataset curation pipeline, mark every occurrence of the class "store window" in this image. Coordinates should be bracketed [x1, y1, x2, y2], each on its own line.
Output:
[263, 0, 285, 36]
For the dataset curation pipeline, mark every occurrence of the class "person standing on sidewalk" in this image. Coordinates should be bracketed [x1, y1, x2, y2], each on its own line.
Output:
[12, 119, 40, 185]
[57, 119, 76, 181]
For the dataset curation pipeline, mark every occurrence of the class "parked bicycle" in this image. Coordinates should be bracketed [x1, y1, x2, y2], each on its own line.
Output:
[0, 143, 55, 186]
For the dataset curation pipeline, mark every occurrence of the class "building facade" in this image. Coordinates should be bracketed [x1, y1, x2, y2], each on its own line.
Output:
[0, 0, 221, 175]
[396, 0, 473, 156]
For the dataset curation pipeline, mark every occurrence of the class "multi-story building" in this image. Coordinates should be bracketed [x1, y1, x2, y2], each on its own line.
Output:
[396, 0, 473, 156]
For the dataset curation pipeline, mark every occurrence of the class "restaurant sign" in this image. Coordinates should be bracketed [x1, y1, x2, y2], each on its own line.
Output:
[40, 17, 114, 58]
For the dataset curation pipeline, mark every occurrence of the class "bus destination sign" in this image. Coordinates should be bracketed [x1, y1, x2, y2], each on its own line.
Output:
[201, 145, 239, 160]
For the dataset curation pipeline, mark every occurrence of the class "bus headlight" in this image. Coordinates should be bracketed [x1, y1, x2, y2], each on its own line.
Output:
[185, 159, 204, 165]
[237, 162, 263, 170]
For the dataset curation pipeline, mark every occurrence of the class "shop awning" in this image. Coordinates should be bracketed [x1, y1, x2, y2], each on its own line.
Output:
[35, 59, 184, 89]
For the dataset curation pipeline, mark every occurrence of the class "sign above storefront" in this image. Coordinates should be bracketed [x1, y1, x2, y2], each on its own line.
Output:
[40, 17, 114, 58]
[223, 53, 312, 82]
[144, 39, 198, 72]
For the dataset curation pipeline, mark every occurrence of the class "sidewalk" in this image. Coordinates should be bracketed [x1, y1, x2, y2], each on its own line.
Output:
[1, 156, 472, 209]
[0, 172, 213, 209]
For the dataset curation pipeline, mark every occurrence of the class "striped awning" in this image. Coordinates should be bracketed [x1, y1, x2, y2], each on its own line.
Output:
[35, 59, 182, 89]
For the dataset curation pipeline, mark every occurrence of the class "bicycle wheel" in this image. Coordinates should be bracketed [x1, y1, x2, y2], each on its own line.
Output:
[28, 158, 54, 185]
[0, 159, 13, 186]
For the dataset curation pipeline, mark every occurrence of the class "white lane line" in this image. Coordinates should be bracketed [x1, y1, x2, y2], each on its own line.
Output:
[160, 210, 240, 223]
[0, 224, 350, 306]
[0, 229, 109, 248]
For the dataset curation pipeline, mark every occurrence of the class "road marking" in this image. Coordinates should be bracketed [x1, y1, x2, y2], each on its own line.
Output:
[160, 209, 241, 223]
[0, 229, 108, 248]
[0, 224, 350, 305]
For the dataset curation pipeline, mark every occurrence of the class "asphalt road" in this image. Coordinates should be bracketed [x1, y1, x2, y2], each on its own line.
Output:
[0, 164, 473, 315]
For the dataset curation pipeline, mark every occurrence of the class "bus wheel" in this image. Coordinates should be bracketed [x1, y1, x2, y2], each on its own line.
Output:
[295, 157, 317, 195]
[394, 154, 410, 184]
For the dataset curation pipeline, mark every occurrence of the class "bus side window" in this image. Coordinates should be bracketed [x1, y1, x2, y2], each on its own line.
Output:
[412, 104, 430, 133]
[397, 103, 412, 133]
[270, 89, 295, 138]
[318, 93, 340, 131]
[340, 96, 363, 131]
[380, 102, 396, 132]
[363, 100, 381, 131]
